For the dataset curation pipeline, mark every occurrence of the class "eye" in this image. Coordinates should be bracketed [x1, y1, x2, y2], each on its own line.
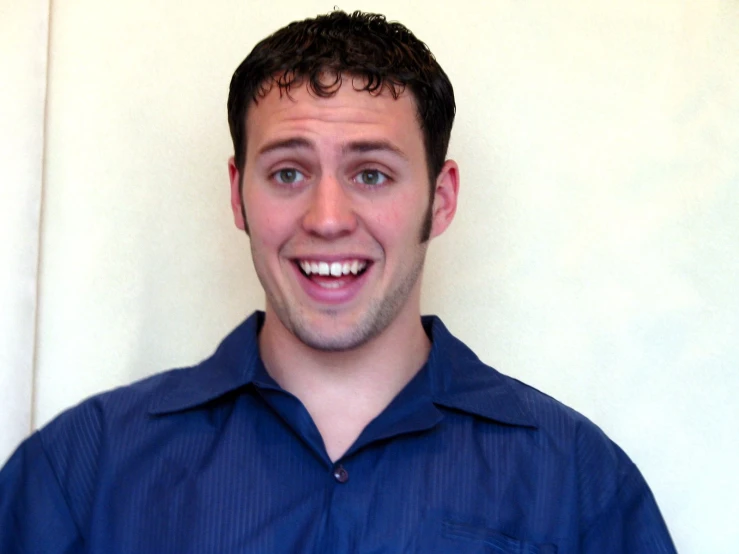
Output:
[354, 169, 389, 187]
[272, 168, 306, 185]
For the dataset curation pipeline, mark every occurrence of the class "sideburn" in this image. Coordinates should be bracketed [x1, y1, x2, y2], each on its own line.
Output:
[239, 174, 250, 235]
[419, 196, 433, 243]
[419, 177, 436, 243]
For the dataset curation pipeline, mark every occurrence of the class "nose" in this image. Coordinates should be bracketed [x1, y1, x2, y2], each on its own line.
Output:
[301, 174, 357, 238]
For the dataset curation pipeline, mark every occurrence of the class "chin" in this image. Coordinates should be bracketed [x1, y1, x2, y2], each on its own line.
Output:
[273, 302, 386, 352]
[291, 318, 378, 352]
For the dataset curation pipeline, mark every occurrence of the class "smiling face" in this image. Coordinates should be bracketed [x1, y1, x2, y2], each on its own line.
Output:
[229, 78, 458, 352]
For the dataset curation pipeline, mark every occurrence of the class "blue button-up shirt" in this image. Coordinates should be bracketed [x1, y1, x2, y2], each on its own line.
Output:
[0, 312, 676, 553]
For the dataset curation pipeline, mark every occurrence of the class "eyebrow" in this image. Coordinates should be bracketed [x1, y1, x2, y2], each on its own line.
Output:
[256, 137, 408, 160]
[343, 140, 408, 160]
[257, 137, 314, 156]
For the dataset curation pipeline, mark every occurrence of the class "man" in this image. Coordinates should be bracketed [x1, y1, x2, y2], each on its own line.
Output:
[0, 10, 676, 553]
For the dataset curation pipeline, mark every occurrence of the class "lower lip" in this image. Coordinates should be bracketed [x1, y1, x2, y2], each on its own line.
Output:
[292, 263, 371, 305]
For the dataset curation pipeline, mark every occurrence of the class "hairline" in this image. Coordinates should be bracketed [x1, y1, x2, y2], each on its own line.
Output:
[236, 72, 438, 189]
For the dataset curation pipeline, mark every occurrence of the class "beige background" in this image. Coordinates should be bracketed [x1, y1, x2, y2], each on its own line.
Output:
[0, 0, 49, 464]
[2, 1, 738, 552]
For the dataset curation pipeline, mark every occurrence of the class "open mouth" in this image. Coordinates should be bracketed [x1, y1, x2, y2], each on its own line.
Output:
[294, 259, 371, 289]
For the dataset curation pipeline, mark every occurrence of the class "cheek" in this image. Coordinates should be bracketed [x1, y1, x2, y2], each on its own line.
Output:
[368, 195, 428, 249]
[244, 193, 294, 243]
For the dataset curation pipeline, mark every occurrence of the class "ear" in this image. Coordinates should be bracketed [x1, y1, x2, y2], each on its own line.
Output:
[429, 159, 460, 239]
[228, 156, 247, 231]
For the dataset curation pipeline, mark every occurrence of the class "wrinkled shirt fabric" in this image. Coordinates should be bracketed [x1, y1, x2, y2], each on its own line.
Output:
[0, 312, 677, 553]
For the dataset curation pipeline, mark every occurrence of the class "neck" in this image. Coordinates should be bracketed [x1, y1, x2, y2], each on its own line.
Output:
[258, 305, 430, 461]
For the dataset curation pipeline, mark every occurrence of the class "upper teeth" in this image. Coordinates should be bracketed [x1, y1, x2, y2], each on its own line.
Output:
[299, 260, 367, 276]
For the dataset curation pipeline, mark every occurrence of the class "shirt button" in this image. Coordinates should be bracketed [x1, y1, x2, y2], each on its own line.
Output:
[333, 464, 349, 483]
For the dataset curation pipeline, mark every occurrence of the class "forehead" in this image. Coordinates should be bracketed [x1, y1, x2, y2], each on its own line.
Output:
[244, 79, 423, 155]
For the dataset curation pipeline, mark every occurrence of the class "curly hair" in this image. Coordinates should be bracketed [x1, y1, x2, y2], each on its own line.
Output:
[227, 10, 456, 186]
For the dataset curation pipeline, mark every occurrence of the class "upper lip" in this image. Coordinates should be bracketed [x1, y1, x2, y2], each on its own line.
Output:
[293, 257, 372, 277]
[291, 255, 373, 262]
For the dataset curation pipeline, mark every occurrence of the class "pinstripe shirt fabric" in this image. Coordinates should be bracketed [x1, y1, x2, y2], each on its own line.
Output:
[0, 312, 677, 553]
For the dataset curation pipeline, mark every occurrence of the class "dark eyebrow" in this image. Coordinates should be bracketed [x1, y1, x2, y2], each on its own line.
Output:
[257, 137, 314, 156]
[343, 140, 408, 160]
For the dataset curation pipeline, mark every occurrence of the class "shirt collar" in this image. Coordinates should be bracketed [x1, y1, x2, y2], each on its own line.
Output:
[149, 312, 266, 415]
[422, 315, 537, 428]
[150, 312, 538, 429]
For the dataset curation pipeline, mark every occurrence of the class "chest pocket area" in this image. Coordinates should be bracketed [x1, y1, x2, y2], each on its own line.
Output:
[441, 520, 558, 554]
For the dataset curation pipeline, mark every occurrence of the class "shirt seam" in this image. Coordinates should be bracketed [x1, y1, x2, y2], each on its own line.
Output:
[580, 457, 638, 539]
[37, 431, 86, 541]
[9, 509, 30, 554]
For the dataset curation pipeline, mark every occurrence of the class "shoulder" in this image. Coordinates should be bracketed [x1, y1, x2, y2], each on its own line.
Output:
[0, 364, 201, 546]
[38, 364, 194, 460]
[502, 377, 676, 550]
[430, 315, 642, 503]
[33, 365, 199, 513]
[444, 325, 659, 532]
[467, 345, 637, 483]
[509, 375, 628, 459]
[430, 314, 624, 458]
[0, 311, 261, 549]
[428, 317, 676, 550]
[38, 312, 263, 461]
[434, 315, 624, 449]
[505, 375, 638, 496]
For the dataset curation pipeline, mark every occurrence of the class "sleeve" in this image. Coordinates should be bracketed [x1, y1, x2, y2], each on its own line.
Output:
[575, 422, 678, 554]
[580, 463, 677, 553]
[0, 433, 84, 554]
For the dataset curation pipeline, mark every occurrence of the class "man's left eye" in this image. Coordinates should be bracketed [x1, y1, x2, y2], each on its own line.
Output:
[355, 170, 388, 186]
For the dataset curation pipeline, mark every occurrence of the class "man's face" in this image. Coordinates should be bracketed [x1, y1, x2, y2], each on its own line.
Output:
[229, 79, 458, 351]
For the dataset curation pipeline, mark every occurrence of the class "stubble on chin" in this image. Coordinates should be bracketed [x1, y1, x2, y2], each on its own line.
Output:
[286, 303, 384, 352]
[275, 253, 426, 353]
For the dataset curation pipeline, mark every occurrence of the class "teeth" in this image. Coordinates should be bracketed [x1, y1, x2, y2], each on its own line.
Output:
[298, 259, 368, 277]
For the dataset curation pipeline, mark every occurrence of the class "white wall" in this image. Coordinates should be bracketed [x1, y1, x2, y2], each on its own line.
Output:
[3, 1, 739, 552]
[0, 0, 49, 461]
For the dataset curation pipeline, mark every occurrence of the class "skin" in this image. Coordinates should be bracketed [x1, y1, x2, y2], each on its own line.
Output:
[228, 79, 459, 460]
